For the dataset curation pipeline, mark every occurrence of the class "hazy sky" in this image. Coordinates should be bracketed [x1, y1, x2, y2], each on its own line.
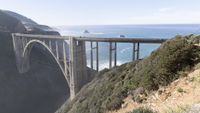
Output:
[1, 0, 200, 26]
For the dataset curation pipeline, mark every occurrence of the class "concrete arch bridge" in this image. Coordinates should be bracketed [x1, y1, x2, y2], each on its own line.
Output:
[12, 33, 166, 100]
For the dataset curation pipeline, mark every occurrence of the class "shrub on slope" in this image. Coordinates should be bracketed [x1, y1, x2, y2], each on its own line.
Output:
[127, 107, 155, 113]
[57, 35, 200, 113]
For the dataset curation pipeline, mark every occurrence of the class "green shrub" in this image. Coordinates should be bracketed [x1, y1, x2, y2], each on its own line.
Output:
[195, 63, 200, 70]
[165, 105, 189, 113]
[177, 88, 186, 93]
[127, 107, 155, 113]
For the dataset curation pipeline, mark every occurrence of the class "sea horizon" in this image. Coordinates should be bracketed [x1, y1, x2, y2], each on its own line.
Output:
[55, 23, 200, 27]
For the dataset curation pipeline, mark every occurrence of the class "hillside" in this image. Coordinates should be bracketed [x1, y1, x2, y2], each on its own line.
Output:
[108, 65, 200, 113]
[56, 35, 200, 113]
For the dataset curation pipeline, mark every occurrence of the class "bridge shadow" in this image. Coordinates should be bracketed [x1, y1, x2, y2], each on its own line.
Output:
[0, 33, 70, 113]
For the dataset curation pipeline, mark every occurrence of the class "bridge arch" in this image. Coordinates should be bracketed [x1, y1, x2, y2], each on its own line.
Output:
[22, 39, 70, 86]
[12, 33, 92, 99]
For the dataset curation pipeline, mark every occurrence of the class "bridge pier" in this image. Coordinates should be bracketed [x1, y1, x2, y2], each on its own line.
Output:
[132, 42, 140, 61]
[69, 37, 88, 99]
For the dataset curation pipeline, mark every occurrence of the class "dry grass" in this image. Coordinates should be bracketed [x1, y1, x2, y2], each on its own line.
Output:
[108, 68, 200, 113]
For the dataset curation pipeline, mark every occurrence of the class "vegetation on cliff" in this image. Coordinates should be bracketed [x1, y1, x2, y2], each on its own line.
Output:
[57, 35, 200, 113]
[127, 107, 154, 113]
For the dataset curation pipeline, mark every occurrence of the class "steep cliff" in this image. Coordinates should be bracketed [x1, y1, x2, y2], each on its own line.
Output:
[0, 10, 69, 113]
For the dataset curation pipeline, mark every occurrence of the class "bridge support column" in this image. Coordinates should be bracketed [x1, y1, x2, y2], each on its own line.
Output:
[69, 37, 87, 100]
[12, 35, 30, 73]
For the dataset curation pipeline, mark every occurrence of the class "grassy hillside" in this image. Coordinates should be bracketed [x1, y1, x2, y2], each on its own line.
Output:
[56, 35, 200, 113]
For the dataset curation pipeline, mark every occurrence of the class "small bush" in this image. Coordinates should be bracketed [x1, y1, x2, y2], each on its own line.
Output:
[127, 107, 155, 113]
[165, 105, 189, 113]
[177, 88, 186, 93]
[187, 77, 195, 82]
[195, 63, 200, 70]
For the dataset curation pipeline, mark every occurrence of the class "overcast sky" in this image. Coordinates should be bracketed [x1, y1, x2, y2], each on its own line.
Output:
[1, 0, 200, 26]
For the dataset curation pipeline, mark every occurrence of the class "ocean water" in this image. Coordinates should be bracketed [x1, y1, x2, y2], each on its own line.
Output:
[56, 24, 200, 70]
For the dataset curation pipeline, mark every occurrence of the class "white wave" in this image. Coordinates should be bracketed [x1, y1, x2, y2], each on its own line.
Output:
[89, 32, 105, 35]
[120, 47, 132, 53]
[87, 60, 124, 70]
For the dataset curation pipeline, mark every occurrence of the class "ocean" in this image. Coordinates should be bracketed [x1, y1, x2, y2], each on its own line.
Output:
[56, 24, 200, 70]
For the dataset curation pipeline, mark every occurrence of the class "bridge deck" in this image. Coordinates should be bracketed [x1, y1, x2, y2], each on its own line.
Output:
[13, 33, 167, 43]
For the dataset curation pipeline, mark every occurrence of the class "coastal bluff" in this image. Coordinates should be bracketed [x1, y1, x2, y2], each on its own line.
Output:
[0, 10, 69, 113]
[56, 35, 200, 113]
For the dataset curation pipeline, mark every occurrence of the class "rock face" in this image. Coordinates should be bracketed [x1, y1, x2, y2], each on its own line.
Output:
[0, 10, 69, 113]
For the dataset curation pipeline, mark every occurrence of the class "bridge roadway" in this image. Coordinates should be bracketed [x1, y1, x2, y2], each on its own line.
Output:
[12, 33, 167, 100]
